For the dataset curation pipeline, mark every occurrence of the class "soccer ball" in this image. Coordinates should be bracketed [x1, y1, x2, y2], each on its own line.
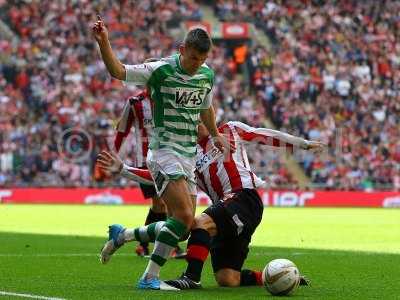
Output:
[262, 258, 300, 296]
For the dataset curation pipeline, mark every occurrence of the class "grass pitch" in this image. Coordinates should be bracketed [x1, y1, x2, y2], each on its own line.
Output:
[0, 205, 399, 300]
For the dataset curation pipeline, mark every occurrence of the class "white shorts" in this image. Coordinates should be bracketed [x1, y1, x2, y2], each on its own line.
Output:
[146, 149, 197, 197]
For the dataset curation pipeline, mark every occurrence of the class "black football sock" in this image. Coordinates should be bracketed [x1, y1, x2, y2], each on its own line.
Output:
[184, 228, 211, 282]
[240, 269, 263, 286]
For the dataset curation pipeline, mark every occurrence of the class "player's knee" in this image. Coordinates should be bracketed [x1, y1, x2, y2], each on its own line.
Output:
[215, 270, 241, 287]
[192, 213, 217, 236]
[192, 216, 206, 230]
[174, 209, 194, 228]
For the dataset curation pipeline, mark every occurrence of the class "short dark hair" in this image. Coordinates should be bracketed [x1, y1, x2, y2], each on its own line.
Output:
[184, 28, 212, 53]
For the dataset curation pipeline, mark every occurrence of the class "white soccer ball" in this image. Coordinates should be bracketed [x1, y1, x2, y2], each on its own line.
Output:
[262, 258, 300, 296]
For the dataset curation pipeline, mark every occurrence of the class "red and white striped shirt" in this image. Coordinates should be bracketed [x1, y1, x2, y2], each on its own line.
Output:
[114, 90, 153, 168]
[120, 121, 309, 203]
[195, 121, 309, 202]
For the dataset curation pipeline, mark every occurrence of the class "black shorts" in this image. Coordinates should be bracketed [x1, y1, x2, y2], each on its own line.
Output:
[139, 183, 157, 199]
[136, 166, 157, 199]
[203, 189, 264, 272]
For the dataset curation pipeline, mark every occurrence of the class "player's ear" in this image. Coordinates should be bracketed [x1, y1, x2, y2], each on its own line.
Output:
[179, 44, 185, 56]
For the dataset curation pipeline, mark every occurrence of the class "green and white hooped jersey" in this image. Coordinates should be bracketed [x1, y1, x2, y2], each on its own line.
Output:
[124, 53, 214, 158]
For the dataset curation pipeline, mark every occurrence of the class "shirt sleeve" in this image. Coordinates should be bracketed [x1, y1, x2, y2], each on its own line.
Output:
[120, 164, 154, 185]
[200, 88, 213, 109]
[124, 61, 164, 85]
[200, 70, 214, 109]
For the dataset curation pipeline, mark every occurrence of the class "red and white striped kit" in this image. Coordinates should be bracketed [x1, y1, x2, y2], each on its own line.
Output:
[114, 90, 153, 167]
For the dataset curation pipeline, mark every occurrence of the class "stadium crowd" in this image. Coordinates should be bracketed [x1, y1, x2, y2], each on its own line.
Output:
[213, 0, 400, 190]
[0, 0, 398, 190]
[0, 0, 293, 188]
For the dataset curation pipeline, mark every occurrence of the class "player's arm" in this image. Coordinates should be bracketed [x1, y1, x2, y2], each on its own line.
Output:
[198, 69, 234, 152]
[198, 74, 218, 137]
[120, 165, 154, 185]
[96, 150, 154, 185]
[92, 15, 156, 84]
[92, 15, 125, 80]
[200, 106, 236, 152]
[200, 106, 227, 152]
[199, 106, 218, 137]
[231, 121, 325, 152]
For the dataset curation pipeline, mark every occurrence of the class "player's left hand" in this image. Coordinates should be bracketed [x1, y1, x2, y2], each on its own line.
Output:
[213, 133, 236, 153]
[305, 141, 326, 153]
[96, 150, 123, 174]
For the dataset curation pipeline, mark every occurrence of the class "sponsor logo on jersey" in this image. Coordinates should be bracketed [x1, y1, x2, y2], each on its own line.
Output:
[198, 80, 208, 87]
[175, 87, 207, 108]
[143, 118, 153, 126]
[196, 147, 222, 173]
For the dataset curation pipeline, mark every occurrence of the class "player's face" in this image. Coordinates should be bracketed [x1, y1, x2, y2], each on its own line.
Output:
[179, 45, 209, 75]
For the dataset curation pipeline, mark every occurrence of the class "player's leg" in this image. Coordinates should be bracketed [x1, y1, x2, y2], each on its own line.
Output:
[212, 191, 310, 287]
[213, 189, 264, 287]
[99, 189, 168, 265]
[170, 195, 196, 259]
[165, 193, 255, 290]
[166, 189, 264, 289]
[167, 190, 254, 290]
[141, 178, 193, 278]
[214, 267, 262, 287]
[102, 180, 192, 260]
[136, 184, 187, 258]
[165, 190, 254, 289]
[100, 220, 167, 264]
[164, 212, 215, 289]
[100, 152, 194, 269]
[211, 229, 264, 287]
[211, 234, 256, 287]
[215, 269, 241, 287]
[136, 184, 167, 257]
[137, 150, 196, 289]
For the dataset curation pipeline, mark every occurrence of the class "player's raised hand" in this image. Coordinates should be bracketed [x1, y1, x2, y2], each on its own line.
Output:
[96, 150, 123, 174]
[305, 141, 326, 153]
[92, 15, 109, 43]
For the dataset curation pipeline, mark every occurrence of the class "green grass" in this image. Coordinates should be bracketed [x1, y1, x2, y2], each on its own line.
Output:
[0, 205, 399, 299]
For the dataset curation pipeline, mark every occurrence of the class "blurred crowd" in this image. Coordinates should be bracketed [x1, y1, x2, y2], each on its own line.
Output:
[0, 0, 203, 187]
[0, 0, 288, 188]
[0, 0, 398, 191]
[213, 0, 400, 190]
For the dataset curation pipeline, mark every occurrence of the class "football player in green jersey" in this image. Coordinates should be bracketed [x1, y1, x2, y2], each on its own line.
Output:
[93, 15, 230, 290]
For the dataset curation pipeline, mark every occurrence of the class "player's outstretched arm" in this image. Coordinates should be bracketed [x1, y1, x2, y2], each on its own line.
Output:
[92, 15, 126, 80]
[231, 121, 326, 153]
[96, 150, 154, 185]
